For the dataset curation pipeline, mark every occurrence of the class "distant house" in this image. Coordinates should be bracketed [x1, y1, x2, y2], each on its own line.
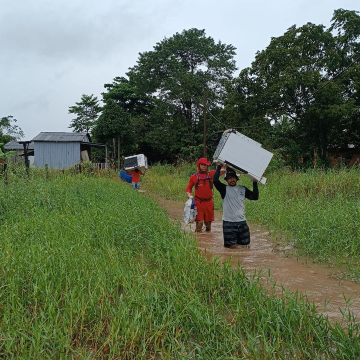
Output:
[3, 140, 35, 166]
[32, 132, 107, 169]
[327, 146, 360, 167]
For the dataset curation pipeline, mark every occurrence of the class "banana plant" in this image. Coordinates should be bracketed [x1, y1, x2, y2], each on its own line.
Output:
[0, 143, 15, 163]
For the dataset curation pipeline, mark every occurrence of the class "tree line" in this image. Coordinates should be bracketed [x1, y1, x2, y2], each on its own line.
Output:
[67, 9, 360, 167]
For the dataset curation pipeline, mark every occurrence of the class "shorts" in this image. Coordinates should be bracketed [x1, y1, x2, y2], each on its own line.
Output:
[195, 199, 214, 222]
[223, 221, 250, 247]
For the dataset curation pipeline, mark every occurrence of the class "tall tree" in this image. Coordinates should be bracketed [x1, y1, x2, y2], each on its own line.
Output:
[92, 77, 154, 161]
[221, 69, 272, 146]
[127, 28, 237, 157]
[68, 94, 102, 133]
[328, 9, 360, 149]
[223, 9, 360, 162]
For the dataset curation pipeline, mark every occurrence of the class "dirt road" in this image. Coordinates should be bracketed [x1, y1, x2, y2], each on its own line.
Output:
[147, 193, 360, 325]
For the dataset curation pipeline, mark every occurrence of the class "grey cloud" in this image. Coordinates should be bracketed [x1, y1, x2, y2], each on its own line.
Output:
[1, 0, 358, 141]
[0, 0, 167, 63]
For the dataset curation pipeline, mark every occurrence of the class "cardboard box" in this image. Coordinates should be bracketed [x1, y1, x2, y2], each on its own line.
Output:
[124, 154, 148, 172]
[212, 130, 273, 184]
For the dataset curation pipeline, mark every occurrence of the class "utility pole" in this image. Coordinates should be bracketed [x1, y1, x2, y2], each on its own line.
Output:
[203, 92, 207, 159]
[112, 138, 116, 170]
[118, 135, 120, 170]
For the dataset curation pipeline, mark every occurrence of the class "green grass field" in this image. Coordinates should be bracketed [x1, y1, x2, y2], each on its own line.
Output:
[0, 165, 359, 358]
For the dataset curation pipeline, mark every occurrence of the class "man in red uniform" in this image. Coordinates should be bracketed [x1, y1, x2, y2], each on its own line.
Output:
[186, 158, 225, 232]
[127, 168, 145, 190]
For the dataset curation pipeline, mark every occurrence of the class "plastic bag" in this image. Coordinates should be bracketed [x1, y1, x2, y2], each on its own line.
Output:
[183, 198, 197, 224]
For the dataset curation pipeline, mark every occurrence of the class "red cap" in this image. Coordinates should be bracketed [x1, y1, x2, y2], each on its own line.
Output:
[197, 158, 211, 166]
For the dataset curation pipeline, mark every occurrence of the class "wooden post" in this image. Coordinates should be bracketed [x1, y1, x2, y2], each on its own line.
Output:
[4, 163, 8, 185]
[112, 138, 116, 169]
[19, 141, 30, 178]
[45, 164, 49, 179]
[118, 135, 120, 170]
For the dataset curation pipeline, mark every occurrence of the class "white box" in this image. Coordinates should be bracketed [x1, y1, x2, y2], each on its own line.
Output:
[212, 130, 273, 184]
[124, 154, 148, 172]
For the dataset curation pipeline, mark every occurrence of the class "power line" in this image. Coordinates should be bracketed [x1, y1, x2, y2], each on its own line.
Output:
[199, 102, 259, 131]
[311, 54, 360, 98]
[200, 54, 360, 132]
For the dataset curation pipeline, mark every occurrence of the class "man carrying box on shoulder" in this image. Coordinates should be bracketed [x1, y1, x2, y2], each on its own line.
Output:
[127, 168, 146, 190]
[213, 164, 259, 248]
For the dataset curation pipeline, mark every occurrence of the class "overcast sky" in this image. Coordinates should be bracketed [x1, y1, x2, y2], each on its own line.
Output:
[1, 0, 358, 141]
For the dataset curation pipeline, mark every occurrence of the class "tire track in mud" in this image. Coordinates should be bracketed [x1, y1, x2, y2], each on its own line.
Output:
[145, 192, 360, 325]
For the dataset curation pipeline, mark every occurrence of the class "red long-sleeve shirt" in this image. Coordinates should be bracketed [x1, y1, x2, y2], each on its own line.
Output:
[186, 170, 216, 200]
[127, 170, 143, 183]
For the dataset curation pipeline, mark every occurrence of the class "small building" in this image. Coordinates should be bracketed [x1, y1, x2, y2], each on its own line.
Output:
[327, 146, 360, 167]
[32, 132, 106, 169]
[3, 140, 35, 166]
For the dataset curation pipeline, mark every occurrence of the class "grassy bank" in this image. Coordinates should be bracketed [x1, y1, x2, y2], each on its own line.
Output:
[0, 167, 359, 358]
[142, 164, 360, 278]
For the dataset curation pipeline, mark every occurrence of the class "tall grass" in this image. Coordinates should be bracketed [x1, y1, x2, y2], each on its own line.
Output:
[0, 166, 359, 358]
[143, 165, 360, 275]
[246, 168, 360, 263]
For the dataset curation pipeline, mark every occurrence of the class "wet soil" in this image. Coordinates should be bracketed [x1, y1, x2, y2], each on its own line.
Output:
[144, 192, 360, 325]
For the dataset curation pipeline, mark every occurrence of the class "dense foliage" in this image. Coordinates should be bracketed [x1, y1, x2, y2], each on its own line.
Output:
[92, 28, 237, 163]
[223, 9, 360, 163]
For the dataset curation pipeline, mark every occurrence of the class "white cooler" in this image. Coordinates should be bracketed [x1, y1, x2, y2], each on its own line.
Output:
[124, 154, 148, 173]
[212, 130, 273, 184]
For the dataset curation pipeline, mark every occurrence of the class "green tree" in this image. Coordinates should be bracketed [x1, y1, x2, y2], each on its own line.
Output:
[68, 94, 102, 133]
[127, 28, 237, 158]
[92, 77, 153, 161]
[224, 9, 360, 162]
[327, 9, 360, 149]
[0, 116, 24, 143]
[221, 69, 272, 146]
[93, 100, 137, 161]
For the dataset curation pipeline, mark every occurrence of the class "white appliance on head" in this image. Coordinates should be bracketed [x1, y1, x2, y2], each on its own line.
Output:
[124, 154, 148, 173]
[212, 130, 273, 184]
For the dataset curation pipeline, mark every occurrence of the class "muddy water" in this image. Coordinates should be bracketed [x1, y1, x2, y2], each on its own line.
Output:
[147, 193, 360, 324]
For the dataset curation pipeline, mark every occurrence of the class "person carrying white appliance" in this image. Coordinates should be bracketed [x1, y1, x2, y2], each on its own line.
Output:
[213, 164, 259, 249]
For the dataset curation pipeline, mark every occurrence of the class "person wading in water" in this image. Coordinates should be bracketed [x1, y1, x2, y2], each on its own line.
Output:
[213, 164, 259, 248]
[186, 158, 225, 233]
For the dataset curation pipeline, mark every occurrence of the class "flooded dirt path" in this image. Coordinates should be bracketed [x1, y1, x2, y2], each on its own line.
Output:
[147, 193, 360, 324]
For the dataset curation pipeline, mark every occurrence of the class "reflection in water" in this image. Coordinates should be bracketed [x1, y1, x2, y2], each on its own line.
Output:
[150, 194, 360, 324]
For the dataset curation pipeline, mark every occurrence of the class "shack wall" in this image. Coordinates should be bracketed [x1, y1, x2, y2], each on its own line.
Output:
[34, 142, 81, 169]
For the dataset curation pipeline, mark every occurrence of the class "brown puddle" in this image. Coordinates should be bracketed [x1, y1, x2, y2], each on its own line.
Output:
[145, 192, 360, 325]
